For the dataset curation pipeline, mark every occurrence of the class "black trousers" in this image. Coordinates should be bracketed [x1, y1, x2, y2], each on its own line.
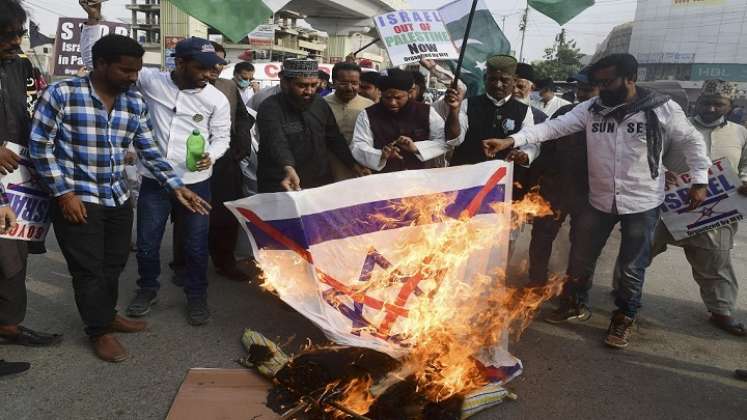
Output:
[52, 201, 133, 337]
[0, 238, 28, 325]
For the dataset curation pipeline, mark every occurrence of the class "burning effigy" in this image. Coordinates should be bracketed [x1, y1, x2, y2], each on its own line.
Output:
[227, 161, 562, 419]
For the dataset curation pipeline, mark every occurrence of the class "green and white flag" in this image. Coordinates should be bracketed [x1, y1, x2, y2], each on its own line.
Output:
[168, 0, 291, 42]
[438, 0, 511, 97]
[528, 0, 595, 26]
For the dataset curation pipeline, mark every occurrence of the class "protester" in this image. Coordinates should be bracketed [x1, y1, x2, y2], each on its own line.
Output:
[324, 62, 374, 180]
[514, 63, 548, 125]
[0, 0, 62, 363]
[527, 69, 598, 287]
[317, 70, 332, 97]
[442, 55, 538, 198]
[409, 70, 427, 103]
[179, 42, 254, 282]
[650, 80, 747, 336]
[30, 32, 209, 362]
[532, 78, 571, 118]
[80, 1, 231, 326]
[351, 68, 451, 172]
[359, 70, 381, 103]
[233, 61, 259, 110]
[483, 53, 712, 349]
[247, 77, 282, 111]
[256, 58, 362, 192]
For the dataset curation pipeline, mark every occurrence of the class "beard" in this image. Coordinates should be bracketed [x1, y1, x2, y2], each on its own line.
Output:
[599, 85, 628, 107]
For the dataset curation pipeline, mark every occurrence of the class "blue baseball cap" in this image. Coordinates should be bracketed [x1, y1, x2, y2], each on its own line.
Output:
[568, 68, 591, 84]
[172, 37, 227, 68]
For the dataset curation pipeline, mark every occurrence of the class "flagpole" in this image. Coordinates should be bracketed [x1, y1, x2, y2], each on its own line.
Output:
[518, 4, 529, 63]
[451, 0, 479, 89]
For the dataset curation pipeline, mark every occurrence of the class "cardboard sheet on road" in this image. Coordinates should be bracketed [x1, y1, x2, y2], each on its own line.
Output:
[166, 368, 279, 420]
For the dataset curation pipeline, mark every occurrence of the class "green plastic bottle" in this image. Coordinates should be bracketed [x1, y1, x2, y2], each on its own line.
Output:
[186, 129, 205, 171]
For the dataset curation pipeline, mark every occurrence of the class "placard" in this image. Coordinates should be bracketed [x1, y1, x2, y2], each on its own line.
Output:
[52, 17, 129, 76]
[660, 158, 747, 240]
[373, 10, 459, 66]
[0, 143, 51, 242]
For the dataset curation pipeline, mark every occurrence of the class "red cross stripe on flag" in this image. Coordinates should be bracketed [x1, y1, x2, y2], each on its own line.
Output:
[235, 167, 507, 343]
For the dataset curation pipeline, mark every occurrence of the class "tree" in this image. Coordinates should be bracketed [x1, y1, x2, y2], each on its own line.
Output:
[531, 29, 584, 81]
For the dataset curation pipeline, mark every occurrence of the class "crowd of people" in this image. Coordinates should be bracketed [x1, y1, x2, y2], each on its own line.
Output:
[0, 0, 745, 379]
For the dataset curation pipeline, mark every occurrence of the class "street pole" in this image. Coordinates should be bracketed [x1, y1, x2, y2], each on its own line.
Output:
[451, 0, 480, 89]
[519, 4, 529, 63]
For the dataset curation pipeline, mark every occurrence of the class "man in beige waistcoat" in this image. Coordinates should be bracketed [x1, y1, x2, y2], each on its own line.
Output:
[653, 79, 747, 336]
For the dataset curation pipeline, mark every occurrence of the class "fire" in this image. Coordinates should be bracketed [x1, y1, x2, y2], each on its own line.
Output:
[254, 183, 564, 415]
[332, 377, 376, 416]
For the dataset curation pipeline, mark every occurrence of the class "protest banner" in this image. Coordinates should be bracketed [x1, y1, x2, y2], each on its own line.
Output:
[0, 143, 51, 242]
[164, 36, 186, 71]
[661, 158, 747, 240]
[53, 17, 129, 76]
[226, 161, 521, 383]
[373, 10, 459, 66]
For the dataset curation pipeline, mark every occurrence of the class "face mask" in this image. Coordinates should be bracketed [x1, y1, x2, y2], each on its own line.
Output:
[237, 79, 251, 89]
[693, 114, 725, 128]
[599, 84, 628, 107]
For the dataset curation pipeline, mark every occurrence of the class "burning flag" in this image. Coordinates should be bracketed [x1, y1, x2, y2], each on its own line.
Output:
[227, 161, 560, 417]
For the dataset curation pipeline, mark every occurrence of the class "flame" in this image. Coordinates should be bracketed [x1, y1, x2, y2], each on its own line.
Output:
[255, 184, 564, 411]
[331, 376, 376, 417]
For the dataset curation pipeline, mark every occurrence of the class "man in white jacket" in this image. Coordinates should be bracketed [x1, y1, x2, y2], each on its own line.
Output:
[483, 54, 711, 349]
[80, 2, 230, 326]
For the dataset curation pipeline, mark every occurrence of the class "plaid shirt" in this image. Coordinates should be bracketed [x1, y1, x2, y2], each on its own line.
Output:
[29, 77, 184, 207]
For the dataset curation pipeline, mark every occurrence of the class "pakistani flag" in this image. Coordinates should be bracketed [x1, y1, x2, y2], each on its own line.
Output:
[439, 0, 511, 97]
[528, 0, 595, 26]
[169, 0, 292, 42]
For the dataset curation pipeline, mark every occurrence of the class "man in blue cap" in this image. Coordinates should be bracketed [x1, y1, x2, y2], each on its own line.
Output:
[80, 1, 231, 327]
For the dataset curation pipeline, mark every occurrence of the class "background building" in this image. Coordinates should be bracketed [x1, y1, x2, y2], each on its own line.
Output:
[591, 21, 633, 63]
[628, 0, 747, 82]
[126, 0, 393, 69]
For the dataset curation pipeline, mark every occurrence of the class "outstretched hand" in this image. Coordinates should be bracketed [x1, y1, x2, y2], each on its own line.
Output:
[482, 138, 515, 158]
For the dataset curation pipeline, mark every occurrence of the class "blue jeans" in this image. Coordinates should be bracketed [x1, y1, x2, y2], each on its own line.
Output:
[566, 204, 660, 318]
[136, 178, 211, 300]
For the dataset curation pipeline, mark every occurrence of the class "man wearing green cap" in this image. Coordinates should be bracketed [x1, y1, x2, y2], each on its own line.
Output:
[442, 54, 539, 198]
[650, 79, 747, 336]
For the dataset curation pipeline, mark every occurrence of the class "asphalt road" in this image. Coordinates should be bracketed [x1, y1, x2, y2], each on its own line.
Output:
[1, 222, 746, 420]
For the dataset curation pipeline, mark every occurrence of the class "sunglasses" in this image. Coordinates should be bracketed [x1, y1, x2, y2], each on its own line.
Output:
[0, 28, 28, 41]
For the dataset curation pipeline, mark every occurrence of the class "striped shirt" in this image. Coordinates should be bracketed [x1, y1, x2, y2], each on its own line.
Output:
[29, 76, 183, 207]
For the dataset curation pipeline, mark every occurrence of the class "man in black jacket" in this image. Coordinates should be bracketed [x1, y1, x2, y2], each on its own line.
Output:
[0, 0, 62, 356]
[256, 59, 363, 192]
[527, 70, 598, 287]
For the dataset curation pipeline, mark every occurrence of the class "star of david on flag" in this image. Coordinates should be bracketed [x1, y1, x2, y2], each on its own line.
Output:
[226, 161, 522, 383]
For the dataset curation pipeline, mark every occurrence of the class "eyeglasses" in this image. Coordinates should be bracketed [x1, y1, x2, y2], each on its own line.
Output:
[591, 77, 621, 88]
[0, 28, 28, 41]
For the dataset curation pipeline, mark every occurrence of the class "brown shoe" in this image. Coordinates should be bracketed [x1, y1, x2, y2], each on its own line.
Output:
[110, 315, 147, 333]
[92, 334, 128, 363]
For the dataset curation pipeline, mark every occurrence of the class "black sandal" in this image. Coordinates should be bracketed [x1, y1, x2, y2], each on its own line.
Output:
[0, 326, 63, 346]
[710, 316, 747, 337]
[0, 360, 31, 377]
